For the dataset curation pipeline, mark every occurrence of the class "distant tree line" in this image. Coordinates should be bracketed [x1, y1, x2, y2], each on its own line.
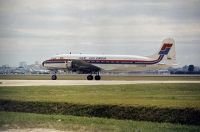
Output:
[170, 65, 200, 74]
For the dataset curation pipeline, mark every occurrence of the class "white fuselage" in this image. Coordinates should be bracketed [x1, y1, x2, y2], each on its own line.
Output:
[43, 53, 170, 72]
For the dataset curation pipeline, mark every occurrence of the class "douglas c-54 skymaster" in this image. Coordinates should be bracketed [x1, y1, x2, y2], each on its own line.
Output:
[42, 38, 177, 80]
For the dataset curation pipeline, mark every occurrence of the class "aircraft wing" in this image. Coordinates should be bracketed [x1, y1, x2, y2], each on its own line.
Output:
[70, 59, 101, 73]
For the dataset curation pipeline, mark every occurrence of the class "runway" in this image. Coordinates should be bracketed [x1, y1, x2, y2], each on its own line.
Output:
[0, 80, 200, 86]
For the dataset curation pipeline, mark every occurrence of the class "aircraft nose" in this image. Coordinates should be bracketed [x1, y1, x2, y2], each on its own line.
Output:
[42, 61, 46, 66]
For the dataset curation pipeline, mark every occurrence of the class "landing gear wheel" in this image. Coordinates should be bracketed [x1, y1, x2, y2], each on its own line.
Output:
[87, 75, 93, 80]
[51, 75, 57, 80]
[95, 75, 101, 80]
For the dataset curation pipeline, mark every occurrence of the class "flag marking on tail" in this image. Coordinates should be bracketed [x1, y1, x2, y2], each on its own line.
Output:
[159, 43, 173, 55]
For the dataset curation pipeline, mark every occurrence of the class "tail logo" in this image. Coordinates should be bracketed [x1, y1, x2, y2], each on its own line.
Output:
[159, 43, 173, 55]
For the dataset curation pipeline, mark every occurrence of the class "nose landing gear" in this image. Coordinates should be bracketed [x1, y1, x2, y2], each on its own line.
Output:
[51, 71, 57, 80]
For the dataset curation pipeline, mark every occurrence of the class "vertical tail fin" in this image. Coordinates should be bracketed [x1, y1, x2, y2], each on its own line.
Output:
[149, 38, 176, 65]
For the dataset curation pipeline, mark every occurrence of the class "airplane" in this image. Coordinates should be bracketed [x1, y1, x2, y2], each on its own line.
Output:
[42, 38, 177, 80]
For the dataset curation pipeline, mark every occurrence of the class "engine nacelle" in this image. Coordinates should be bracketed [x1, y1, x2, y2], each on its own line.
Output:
[66, 61, 73, 70]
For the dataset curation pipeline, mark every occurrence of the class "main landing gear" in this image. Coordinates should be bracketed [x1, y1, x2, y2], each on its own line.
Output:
[87, 74, 101, 80]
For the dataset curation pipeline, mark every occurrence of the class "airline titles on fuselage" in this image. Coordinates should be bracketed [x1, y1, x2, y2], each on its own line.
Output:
[79, 57, 107, 60]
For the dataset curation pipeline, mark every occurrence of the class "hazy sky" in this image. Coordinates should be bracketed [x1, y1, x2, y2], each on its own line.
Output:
[0, 0, 200, 67]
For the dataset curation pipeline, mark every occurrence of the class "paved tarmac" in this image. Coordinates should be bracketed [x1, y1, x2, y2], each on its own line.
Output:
[0, 80, 200, 86]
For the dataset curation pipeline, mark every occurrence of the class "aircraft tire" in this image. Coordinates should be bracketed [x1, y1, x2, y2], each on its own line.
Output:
[51, 75, 57, 80]
[87, 75, 93, 80]
[95, 75, 101, 80]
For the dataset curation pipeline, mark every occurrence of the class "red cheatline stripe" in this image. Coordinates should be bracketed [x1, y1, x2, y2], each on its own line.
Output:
[135, 55, 163, 64]
[46, 58, 157, 63]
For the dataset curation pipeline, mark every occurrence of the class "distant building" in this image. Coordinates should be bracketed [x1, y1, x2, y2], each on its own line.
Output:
[0, 64, 11, 74]
[2, 64, 9, 68]
[19, 62, 27, 68]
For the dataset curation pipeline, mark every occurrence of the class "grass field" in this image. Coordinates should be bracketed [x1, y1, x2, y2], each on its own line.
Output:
[1, 79, 200, 130]
[0, 84, 200, 108]
[0, 112, 199, 132]
[1, 74, 200, 80]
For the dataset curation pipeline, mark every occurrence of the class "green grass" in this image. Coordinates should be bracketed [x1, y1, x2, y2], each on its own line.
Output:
[0, 83, 200, 108]
[1, 74, 200, 80]
[0, 112, 199, 132]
